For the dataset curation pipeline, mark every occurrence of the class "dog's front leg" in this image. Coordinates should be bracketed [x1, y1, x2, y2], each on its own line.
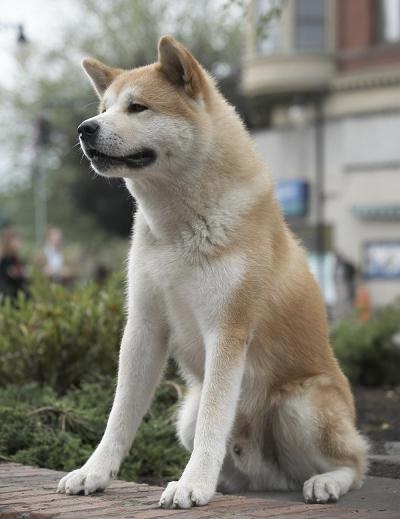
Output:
[57, 285, 168, 496]
[160, 332, 247, 508]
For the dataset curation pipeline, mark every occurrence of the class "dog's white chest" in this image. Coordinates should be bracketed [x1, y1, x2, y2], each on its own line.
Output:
[145, 243, 245, 354]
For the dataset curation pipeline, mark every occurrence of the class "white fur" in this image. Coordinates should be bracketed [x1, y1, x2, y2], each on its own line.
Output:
[57, 189, 253, 502]
[303, 468, 356, 503]
[59, 46, 365, 508]
[58, 256, 169, 495]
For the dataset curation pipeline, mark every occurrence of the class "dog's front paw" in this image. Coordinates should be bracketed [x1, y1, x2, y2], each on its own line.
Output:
[159, 480, 214, 509]
[57, 465, 112, 496]
[303, 474, 341, 504]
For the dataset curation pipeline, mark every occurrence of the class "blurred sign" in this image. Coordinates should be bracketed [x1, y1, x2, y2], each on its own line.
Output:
[363, 241, 400, 279]
[276, 179, 309, 217]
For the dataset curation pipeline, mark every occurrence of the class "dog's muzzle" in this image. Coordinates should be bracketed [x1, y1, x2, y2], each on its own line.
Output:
[78, 121, 157, 170]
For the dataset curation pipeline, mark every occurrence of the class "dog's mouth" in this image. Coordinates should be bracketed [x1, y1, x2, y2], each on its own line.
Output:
[86, 148, 157, 169]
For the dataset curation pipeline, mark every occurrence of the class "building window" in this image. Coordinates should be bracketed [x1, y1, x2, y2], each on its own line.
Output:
[295, 0, 326, 51]
[377, 0, 400, 43]
[256, 0, 282, 54]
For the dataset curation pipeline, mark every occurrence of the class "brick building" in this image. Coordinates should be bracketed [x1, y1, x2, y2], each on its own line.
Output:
[242, 0, 400, 309]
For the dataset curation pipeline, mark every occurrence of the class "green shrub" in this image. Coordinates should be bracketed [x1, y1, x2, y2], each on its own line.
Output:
[0, 273, 125, 394]
[0, 273, 188, 482]
[331, 300, 400, 386]
[0, 378, 188, 482]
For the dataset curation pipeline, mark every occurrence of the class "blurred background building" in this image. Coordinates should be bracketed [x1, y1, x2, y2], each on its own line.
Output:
[1, 0, 400, 313]
[243, 0, 400, 311]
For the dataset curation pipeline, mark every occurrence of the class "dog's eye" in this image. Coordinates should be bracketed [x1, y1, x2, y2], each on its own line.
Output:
[127, 103, 148, 114]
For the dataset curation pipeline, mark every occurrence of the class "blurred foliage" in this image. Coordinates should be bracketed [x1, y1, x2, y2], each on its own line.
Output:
[0, 273, 125, 393]
[331, 301, 400, 387]
[0, 273, 188, 481]
[1, 272, 400, 482]
[1, 0, 245, 240]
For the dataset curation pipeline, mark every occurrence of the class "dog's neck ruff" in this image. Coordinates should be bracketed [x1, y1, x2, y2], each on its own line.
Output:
[125, 168, 271, 260]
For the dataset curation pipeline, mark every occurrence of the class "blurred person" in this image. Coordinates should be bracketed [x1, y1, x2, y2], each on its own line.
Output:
[94, 263, 110, 286]
[355, 283, 372, 323]
[335, 251, 357, 303]
[334, 251, 357, 319]
[42, 227, 71, 282]
[0, 228, 28, 299]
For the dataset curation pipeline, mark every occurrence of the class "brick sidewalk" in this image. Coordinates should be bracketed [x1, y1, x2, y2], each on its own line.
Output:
[0, 463, 397, 518]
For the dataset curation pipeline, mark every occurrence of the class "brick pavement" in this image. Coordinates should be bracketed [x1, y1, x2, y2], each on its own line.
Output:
[0, 463, 398, 518]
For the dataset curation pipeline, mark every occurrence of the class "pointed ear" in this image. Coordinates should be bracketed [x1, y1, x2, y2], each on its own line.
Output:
[158, 36, 205, 98]
[81, 58, 120, 98]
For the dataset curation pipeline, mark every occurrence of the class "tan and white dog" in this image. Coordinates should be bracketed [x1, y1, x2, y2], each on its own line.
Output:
[57, 36, 368, 508]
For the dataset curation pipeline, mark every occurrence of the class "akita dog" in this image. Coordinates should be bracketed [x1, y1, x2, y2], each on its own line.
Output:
[57, 36, 368, 508]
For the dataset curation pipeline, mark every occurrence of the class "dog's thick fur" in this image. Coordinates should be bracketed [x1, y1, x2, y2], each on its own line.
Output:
[57, 37, 368, 508]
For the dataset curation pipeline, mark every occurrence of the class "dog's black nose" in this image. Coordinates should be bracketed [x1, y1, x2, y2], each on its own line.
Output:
[78, 120, 99, 143]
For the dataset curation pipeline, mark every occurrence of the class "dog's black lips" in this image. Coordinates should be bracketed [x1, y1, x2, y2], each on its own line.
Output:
[87, 148, 157, 169]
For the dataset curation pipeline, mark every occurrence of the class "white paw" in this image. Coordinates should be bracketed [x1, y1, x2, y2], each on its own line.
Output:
[159, 480, 214, 509]
[57, 465, 113, 496]
[303, 474, 341, 504]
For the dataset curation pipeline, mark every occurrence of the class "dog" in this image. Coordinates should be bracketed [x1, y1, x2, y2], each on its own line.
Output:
[57, 36, 368, 508]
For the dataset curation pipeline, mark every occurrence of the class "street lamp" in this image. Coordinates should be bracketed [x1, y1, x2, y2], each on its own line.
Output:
[0, 21, 48, 246]
[16, 24, 28, 45]
[0, 22, 28, 45]
[32, 117, 51, 247]
[0, 23, 49, 248]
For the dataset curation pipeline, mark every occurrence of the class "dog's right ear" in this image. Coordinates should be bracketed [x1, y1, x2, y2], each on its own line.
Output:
[81, 58, 120, 98]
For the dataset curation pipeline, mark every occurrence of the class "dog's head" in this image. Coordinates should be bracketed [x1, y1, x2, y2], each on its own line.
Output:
[79, 36, 215, 179]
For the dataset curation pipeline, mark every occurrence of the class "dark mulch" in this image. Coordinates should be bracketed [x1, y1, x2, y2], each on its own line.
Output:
[354, 385, 400, 444]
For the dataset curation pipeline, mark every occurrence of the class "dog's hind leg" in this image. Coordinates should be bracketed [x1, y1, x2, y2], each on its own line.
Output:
[271, 374, 369, 504]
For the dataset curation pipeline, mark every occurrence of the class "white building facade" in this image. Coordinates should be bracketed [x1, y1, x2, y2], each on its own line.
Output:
[243, 0, 400, 308]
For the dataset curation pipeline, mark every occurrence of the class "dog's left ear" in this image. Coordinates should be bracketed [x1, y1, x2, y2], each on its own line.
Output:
[158, 36, 204, 99]
[81, 58, 121, 98]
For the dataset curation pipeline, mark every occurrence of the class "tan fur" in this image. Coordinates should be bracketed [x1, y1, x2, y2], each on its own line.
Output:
[58, 36, 368, 507]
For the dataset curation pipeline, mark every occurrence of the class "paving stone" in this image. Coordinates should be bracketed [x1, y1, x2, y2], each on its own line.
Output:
[0, 462, 398, 518]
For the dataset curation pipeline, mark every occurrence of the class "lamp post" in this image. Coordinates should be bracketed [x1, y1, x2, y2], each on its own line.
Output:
[0, 23, 49, 248]
[0, 22, 28, 44]
[314, 93, 327, 300]
[1, 21, 48, 246]
[32, 117, 51, 247]
[16, 24, 28, 45]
